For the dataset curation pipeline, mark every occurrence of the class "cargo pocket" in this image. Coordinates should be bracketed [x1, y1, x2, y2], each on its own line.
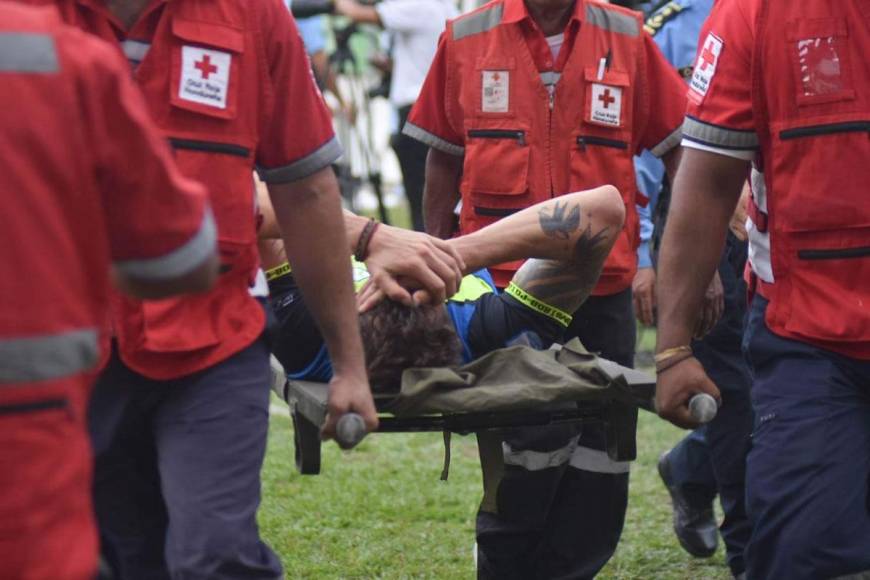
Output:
[463, 127, 530, 196]
[783, 227, 870, 344]
[786, 18, 855, 107]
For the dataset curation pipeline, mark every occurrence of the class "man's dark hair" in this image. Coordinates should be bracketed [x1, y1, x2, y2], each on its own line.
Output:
[359, 300, 463, 394]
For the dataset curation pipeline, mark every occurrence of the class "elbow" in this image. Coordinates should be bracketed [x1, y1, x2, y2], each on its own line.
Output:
[598, 184, 626, 232]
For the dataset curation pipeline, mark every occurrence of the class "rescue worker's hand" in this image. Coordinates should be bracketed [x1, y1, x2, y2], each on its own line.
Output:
[321, 372, 378, 442]
[694, 270, 724, 339]
[364, 225, 465, 305]
[655, 357, 721, 429]
[729, 182, 750, 241]
[632, 267, 657, 326]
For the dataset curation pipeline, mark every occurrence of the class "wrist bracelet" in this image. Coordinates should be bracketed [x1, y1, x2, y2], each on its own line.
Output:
[654, 345, 692, 364]
[354, 219, 380, 262]
[655, 351, 694, 375]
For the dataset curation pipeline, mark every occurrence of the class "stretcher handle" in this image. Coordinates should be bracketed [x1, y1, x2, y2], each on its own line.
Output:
[688, 393, 718, 424]
[335, 413, 367, 449]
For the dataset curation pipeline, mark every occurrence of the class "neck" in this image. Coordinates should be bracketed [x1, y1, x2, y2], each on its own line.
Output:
[106, 0, 150, 29]
[525, 0, 575, 36]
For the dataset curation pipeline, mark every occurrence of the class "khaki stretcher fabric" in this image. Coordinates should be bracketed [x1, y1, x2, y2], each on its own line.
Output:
[385, 338, 635, 417]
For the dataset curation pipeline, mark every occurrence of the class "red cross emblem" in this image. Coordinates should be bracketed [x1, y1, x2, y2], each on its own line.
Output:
[598, 88, 616, 109]
[194, 54, 218, 80]
[699, 41, 716, 71]
[493, 72, 501, 82]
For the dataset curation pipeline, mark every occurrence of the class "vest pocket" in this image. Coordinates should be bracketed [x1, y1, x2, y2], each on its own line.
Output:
[785, 18, 855, 107]
[463, 127, 530, 196]
[782, 227, 870, 345]
[169, 18, 245, 120]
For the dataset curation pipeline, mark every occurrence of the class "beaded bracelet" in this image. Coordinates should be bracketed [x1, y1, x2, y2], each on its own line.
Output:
[353, 218, 381, 262]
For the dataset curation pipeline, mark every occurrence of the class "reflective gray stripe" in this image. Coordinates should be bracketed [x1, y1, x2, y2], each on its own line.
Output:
[540, 71, 562, 86]
[585, 4, 639, 37]
[682, 116, 759, 150]
[452, 3, 504, 41]
[0, 329, 98, 383]
[403, 122, 465, 156]
[0, 33, 58, 73]
[568, 445, 631, 474]
[502, 436, 579, 471]
[650, 125, 682, 157]
[257, 136, 343, 183]
[122, 39, 150, 64]
[114, 208, 216, 281]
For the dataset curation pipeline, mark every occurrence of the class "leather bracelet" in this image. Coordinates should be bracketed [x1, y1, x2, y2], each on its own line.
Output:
[655, 351, 694, 375]
[353, 219, 380, 262]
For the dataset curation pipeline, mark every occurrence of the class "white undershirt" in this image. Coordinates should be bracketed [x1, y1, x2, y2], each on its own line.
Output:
[545, 33, 564, 61]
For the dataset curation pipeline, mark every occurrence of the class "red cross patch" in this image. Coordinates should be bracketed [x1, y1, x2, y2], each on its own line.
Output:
[179, 46, 231, 109]
[589, 83, 623, 127]
[689, 33, 723, 104]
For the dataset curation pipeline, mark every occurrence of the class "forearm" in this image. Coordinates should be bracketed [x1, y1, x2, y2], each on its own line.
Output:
[656, 148, 747, 351]
[423, 148, 462, 239]
[269, 168, 366, 377]
[335, 0, 381, 24]
[450, 187, 622, 272]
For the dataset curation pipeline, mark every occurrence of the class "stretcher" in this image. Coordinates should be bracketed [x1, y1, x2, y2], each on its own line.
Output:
[274, 354, 659, 476]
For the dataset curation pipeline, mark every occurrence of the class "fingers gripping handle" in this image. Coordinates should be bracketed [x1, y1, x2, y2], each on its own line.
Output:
[688, 393, 718, 424]
[335, 413, 368, 449]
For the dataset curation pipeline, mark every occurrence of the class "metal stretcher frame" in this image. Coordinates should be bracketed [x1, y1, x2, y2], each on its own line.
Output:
[284, 359, 657, 475]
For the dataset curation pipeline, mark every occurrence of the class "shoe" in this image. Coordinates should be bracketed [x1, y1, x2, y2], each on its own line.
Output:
[658, 451, 719, 558]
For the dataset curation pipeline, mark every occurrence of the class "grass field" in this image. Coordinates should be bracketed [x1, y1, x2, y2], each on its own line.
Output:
[259, 400, 732, 579]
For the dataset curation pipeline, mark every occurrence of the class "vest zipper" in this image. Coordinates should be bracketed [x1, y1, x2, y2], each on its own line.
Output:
[168, 138, 252, 157]
[0, 398, 69, 418]
[467, 129, 526, 145]
[576, 136, 629, 150]
[780, 121, 870, 140]
[797, 246, 870, 260]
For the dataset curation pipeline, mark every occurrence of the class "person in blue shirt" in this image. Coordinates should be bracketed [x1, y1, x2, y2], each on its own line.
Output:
[632, 2, 752, 578]
[265, 186, 624, 399]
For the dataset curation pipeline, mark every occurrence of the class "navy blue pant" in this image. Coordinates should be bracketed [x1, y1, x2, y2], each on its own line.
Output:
[89, 337, 283, 580]
[743, 297, 870, 579]
[665, 235, 753, 576]
[477, 288, 635, 580]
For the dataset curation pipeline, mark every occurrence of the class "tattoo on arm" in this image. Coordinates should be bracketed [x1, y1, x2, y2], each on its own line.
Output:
[514, 222, 612, 315]
[538, 201, 581, 240]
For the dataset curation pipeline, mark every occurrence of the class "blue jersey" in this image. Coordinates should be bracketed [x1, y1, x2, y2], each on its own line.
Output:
[634, 0, 714, 268]
[278, 268, 563, 383]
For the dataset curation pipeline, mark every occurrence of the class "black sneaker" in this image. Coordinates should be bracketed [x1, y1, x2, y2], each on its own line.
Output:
[658, 451, 718, 558]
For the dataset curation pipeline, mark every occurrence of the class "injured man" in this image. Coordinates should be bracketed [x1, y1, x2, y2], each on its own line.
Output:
[257, 184, 624, 392]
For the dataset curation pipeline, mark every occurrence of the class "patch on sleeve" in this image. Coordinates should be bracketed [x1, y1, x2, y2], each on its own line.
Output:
[482, 70, 509, 113]
[179, 46, 231, 109]
[689, 33, 723, 104]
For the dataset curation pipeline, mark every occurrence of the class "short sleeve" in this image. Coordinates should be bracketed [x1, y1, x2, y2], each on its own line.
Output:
[403, 32, 465, 155]
[636, 32, 687, 157]
[681, 0, 759, 160]
[255, 0, 342, 183]
[78, 32, 214, 280]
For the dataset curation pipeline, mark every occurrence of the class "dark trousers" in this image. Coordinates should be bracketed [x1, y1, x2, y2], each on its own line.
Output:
[665, 235, 752, 576]
[477, 288, 635, 579]
[743, 297, 870, 580]
[391, 104, 428, 232]
[89, 338, 282, 580]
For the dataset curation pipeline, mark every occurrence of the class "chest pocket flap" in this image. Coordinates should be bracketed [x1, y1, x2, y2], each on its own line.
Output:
[172, 18, 245, 53]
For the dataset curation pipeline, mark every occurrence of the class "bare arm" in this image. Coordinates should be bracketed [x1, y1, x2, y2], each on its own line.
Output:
[423, 148, 463, 239]
[334, 0, 381, 24]
[358, 186, 624, 312]
[662, 145, 683, 185]
[655, 148, 748, 427]
[268, 166, 377, 437]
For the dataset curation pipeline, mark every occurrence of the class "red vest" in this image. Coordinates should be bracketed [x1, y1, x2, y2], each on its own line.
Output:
[751, 0, 870, 358]
[446, 1, 646, 291]
[49, 0, 268, 378]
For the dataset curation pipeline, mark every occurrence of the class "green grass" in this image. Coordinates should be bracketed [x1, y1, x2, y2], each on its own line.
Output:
[259, 406, 732, 579]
